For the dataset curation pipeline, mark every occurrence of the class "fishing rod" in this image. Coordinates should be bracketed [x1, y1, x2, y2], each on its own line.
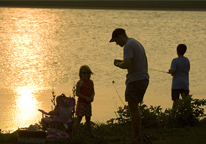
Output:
[112, 80, 152, 143]
[149, 68, 170, 74]
[133, 119, 152, 144]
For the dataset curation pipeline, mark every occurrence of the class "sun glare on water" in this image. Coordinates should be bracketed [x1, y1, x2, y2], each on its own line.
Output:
[14, 87, 40, 127]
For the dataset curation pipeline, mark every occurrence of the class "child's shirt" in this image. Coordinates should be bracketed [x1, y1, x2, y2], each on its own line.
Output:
[76, 79, 94, 104]
[170, 57, 190, 90]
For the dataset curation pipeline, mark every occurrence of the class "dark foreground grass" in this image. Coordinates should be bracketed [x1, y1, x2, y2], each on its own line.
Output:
[1, 118, 206, 144]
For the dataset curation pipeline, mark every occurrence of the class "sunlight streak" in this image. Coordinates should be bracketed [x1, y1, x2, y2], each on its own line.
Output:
[14, 87, 39, 126]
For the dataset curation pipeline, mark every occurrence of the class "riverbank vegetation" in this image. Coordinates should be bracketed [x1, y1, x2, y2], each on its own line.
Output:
[1, 95, 206, 144]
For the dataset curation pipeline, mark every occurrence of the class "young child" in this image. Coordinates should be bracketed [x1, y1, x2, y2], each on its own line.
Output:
[169, 44, 190, 108]
[74, 65, 95, 138]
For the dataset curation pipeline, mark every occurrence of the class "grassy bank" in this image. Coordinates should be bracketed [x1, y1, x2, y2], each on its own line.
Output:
[1, 95, 206, 144]
[71, 118, 206, 144]
[0, 1, 206, 11]
[1, 118, 206, 144]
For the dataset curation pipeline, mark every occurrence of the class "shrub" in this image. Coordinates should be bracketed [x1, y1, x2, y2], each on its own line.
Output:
[107, 105, 130, 125]
[107, 95, 206, 128]
[165, 95, 206, 127]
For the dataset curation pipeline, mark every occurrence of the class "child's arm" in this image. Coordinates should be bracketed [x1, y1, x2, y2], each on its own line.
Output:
[76, 84, 91, 102]
[90, 87, 95, 102]
[169, 59, 177, 76]
[169, 69, 176, 76]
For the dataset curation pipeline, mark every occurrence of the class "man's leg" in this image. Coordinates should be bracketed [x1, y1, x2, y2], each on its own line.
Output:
[128, 102, 141, 139]
[126, 80, 148, 140]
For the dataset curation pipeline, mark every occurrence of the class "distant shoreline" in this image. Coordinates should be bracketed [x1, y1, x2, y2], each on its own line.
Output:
[0, 1, 206, 11]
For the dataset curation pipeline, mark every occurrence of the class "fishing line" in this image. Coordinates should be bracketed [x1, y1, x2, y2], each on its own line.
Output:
[112, 71, 152, 143]
[112, 80, 125, 106]
[112, 80, 152, 143]
[149, 68, 169, 74]
[112, 69, 125, 106]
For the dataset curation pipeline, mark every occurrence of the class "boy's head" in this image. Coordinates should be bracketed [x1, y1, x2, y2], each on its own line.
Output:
[177, 44, 187, 56]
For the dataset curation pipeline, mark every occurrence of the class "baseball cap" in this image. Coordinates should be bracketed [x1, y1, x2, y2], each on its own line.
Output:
[109, 28, 126, 42]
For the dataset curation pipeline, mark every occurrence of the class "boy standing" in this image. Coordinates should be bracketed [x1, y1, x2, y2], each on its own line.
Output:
[169, 44, 190, 108]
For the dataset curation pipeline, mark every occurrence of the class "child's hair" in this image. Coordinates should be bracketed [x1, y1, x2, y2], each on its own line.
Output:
[177, 44, 187, 55]
[79, 65, 93, 79]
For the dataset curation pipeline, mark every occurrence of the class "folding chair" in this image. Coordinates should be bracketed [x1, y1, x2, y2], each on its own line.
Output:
[38, 94, 75, 142]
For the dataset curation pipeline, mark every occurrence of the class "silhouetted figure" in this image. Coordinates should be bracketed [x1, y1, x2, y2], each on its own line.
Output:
[74, 65, 96, 139]
[169, 44, 190, 108]
[110, 28, 149, 142]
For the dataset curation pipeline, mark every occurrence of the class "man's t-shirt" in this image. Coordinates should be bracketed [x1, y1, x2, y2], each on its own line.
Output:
[170, 57, 190, 90]
[124, 38, 149, 85]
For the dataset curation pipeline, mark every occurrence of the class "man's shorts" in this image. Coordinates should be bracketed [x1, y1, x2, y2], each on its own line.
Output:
[76, 102, 92, 117]
[125, 79, 149, 103]
[172, 89, 189, 101]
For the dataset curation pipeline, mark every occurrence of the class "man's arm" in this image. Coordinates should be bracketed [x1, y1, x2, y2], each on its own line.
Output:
[114, 58, 132, 69]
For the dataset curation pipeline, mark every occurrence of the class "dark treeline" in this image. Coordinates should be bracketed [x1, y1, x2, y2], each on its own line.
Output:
[0, 1, 206, 11]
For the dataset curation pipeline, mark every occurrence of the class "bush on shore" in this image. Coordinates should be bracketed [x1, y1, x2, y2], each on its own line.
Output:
[107, 95, 206, 128]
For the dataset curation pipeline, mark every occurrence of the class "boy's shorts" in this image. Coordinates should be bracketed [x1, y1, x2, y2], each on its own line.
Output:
[125, 79, 149, 103]
[172, 89, 189, 101]
[76, 102, 92, 117]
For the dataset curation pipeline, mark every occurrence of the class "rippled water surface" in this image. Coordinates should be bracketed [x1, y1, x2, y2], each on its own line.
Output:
[0, 7, 206, 132]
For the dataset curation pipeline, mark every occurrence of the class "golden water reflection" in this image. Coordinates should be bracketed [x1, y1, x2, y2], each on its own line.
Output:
[13, 87, 40, 129]
[1, 8, 59, 89]
[0, 8, 63, 132]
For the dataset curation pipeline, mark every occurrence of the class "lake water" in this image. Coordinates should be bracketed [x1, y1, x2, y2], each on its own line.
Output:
[0, 7, 205, 132]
